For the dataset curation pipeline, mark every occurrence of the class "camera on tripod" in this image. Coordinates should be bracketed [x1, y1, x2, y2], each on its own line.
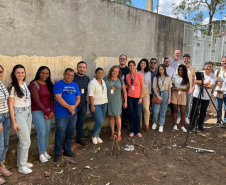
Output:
[195, 72, 204, 81]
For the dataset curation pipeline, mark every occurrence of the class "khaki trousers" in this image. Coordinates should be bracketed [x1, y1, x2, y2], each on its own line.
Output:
[140, 87, 150, 126]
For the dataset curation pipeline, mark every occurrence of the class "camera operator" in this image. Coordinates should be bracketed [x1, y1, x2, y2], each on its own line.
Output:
[189, 61, 215, 131]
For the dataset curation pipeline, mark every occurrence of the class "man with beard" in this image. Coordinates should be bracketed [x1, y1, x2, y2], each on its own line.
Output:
[73, 61, 90, 146]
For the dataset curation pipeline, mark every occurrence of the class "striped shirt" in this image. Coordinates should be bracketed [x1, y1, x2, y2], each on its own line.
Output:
[0, 81, 9, 114]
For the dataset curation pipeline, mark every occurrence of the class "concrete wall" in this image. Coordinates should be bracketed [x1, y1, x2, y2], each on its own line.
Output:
[0, 0, 188, 80]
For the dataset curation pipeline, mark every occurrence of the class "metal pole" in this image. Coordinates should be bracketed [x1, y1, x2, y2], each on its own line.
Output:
[220, 6, 222, 33]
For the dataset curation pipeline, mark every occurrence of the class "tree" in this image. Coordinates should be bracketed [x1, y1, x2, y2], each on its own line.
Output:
[107, 0, 132, 6]
[172, 0, 226, 36]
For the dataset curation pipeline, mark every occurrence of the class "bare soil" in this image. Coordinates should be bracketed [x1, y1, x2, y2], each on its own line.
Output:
[3, 108, 226, 185]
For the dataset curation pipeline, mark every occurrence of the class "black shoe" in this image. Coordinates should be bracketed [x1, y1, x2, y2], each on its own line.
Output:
[54, 154, 61, 162]
[122, 123, 128, 129]
[76, 139, 86, 146]
[63, 150, 76, 157]
[198, 125, 204, 131]
[215, 123, 222, 127]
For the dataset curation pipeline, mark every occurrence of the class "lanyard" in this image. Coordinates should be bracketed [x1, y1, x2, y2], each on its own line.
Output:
[111, 80, 116, 87]
[96, 79, 104, 91]
[130, 74, 136, 85]
[20, 85, 28, 96]
[160, 76, 165, 85]
[79, 76, 85, 87]
[0, 83, 6, 99]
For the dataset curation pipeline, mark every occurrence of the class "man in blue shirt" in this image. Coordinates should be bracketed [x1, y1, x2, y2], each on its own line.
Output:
[53, 68, 81, 162]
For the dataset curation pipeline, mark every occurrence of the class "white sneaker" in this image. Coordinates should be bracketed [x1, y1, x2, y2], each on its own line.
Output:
[18, 166, 32, 174]
[97, 137, 103, 144]
[158, 126, 163, 133]
[152, 123, 157, 130]
[25, 162, 33, 168]
[185, 117, 190, 124]
[44, 151, 51, 159]
[40, 154, 48, 163]
[173, 125, 177, 131]
[181, 126, 187, 132]
[177, 117, 181, 124]
[92, 137, 98, 145]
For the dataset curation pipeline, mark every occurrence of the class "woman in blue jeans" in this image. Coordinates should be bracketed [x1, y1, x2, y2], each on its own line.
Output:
[0, 65, 11, 184]
[152, 64, 172, 133]
[29, 66, 54, 163]
[8, 64, 33, 174]
[88, 68, 108, 144]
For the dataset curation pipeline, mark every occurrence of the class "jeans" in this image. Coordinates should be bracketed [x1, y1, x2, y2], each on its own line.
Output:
[190, 97, 210, 126]
[178, 92, 192, 118]
[76, 105, 87, 139]
[89, 104, 107, 137]
[14, 107, 32, 168]
[128, 97, 143, 134]
[216, 96, 226, 123]
[152, 91, 169, 126]
[32, 110, 52, 155]
[54, 114, 77, 155]
[0, 112, 10, 163]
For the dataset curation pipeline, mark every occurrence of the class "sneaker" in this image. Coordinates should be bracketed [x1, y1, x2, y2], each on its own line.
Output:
[97, 137, 103, 144]
[158, 126, 163, 133]
[44, 151, 51, 159]
[0, 177, 5, 184]
[92, 137, 98, 145]
[173, 125, 177, 131]
[152, 123, 157, 130]
[181, 126, 187, 132]
[0, 166, 12, 177]
[63, 150, 76, 157]
[215, 122, 221, 127]
[54, 154, 61, 162]
[18, 166, 32, 174]
[136, 133, 142, 138]
[185, 117, 190, 124]
[76, 139, 86, 146]
[39, 154, 48, 163]
[25, 162, 33, 168]
[177, 117, 181, 124]
[198, 125, 204, 131]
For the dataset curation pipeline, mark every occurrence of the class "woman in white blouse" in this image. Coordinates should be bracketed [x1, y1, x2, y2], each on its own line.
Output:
[0, 65, 11, 184]
[137, 59, 151, 132]
[88, 68, 108, 145]
[8, 65, 33, 175]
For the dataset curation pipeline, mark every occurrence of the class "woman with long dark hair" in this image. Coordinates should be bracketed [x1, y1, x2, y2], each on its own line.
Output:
[29, 66, 54, 163]
[104, 65, 127, 141]
[171, 65, 190, 132]
[8, 64, 33, 174]
[88, 68, 108, 144]
[152, 64, 172, 132]
[0, 65, 11, 184]
[137, 58, 151, 132]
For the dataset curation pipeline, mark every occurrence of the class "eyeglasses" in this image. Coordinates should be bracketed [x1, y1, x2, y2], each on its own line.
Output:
[150, 62, 157, 64]
[131, 78, 134, 85]
[0, 71, 3, 74]
[119, 58, 127, 60]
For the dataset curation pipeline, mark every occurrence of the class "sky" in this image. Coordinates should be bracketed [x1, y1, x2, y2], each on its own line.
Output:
[132, 0, 226, 25]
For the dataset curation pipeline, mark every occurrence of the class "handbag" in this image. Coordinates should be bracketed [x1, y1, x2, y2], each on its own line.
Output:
[151, 95, 162, 104]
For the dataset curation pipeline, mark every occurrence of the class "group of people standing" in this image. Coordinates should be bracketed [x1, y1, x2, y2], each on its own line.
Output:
[0, 51, 225, 184]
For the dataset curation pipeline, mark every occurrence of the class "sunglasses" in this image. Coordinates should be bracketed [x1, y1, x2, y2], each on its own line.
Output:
[150, 62, 157, 64]
[0, 71, 3, 74]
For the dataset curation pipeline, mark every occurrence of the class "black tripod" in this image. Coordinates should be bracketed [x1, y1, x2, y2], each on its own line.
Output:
[185, 81, 224, 145]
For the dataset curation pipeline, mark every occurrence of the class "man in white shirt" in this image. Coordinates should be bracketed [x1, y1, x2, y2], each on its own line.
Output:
[189, 61, 215, 131]
[170, 50, 184, 71]
[164, 57, 175, 80]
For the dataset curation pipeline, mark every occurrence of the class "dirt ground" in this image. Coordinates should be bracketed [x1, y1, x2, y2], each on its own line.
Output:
[3, 106, 226, 185]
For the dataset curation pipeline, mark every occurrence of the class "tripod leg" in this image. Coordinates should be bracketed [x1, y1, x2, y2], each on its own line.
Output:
[204, 87, 224, 125]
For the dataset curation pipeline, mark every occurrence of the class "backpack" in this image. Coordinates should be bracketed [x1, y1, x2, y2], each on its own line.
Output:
[28, 81, 40, 92]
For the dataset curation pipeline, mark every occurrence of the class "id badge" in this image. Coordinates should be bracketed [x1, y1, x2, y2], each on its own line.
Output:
[122, 75, 125, 80]
[132, 86, 135, 90]
[111, 89, 114, 94]
[4, 100, 7, 107]
[178, 91, 181, 95]
[81, 88, 84, 94]
[161, 86, 164, 91]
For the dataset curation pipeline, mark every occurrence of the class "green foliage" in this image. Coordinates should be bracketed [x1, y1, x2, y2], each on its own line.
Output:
[107, 0, 132, 5]
[173, 0, 226, 35]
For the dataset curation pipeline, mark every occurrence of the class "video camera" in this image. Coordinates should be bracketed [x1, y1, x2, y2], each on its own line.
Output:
[195, 72, 204, 81]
